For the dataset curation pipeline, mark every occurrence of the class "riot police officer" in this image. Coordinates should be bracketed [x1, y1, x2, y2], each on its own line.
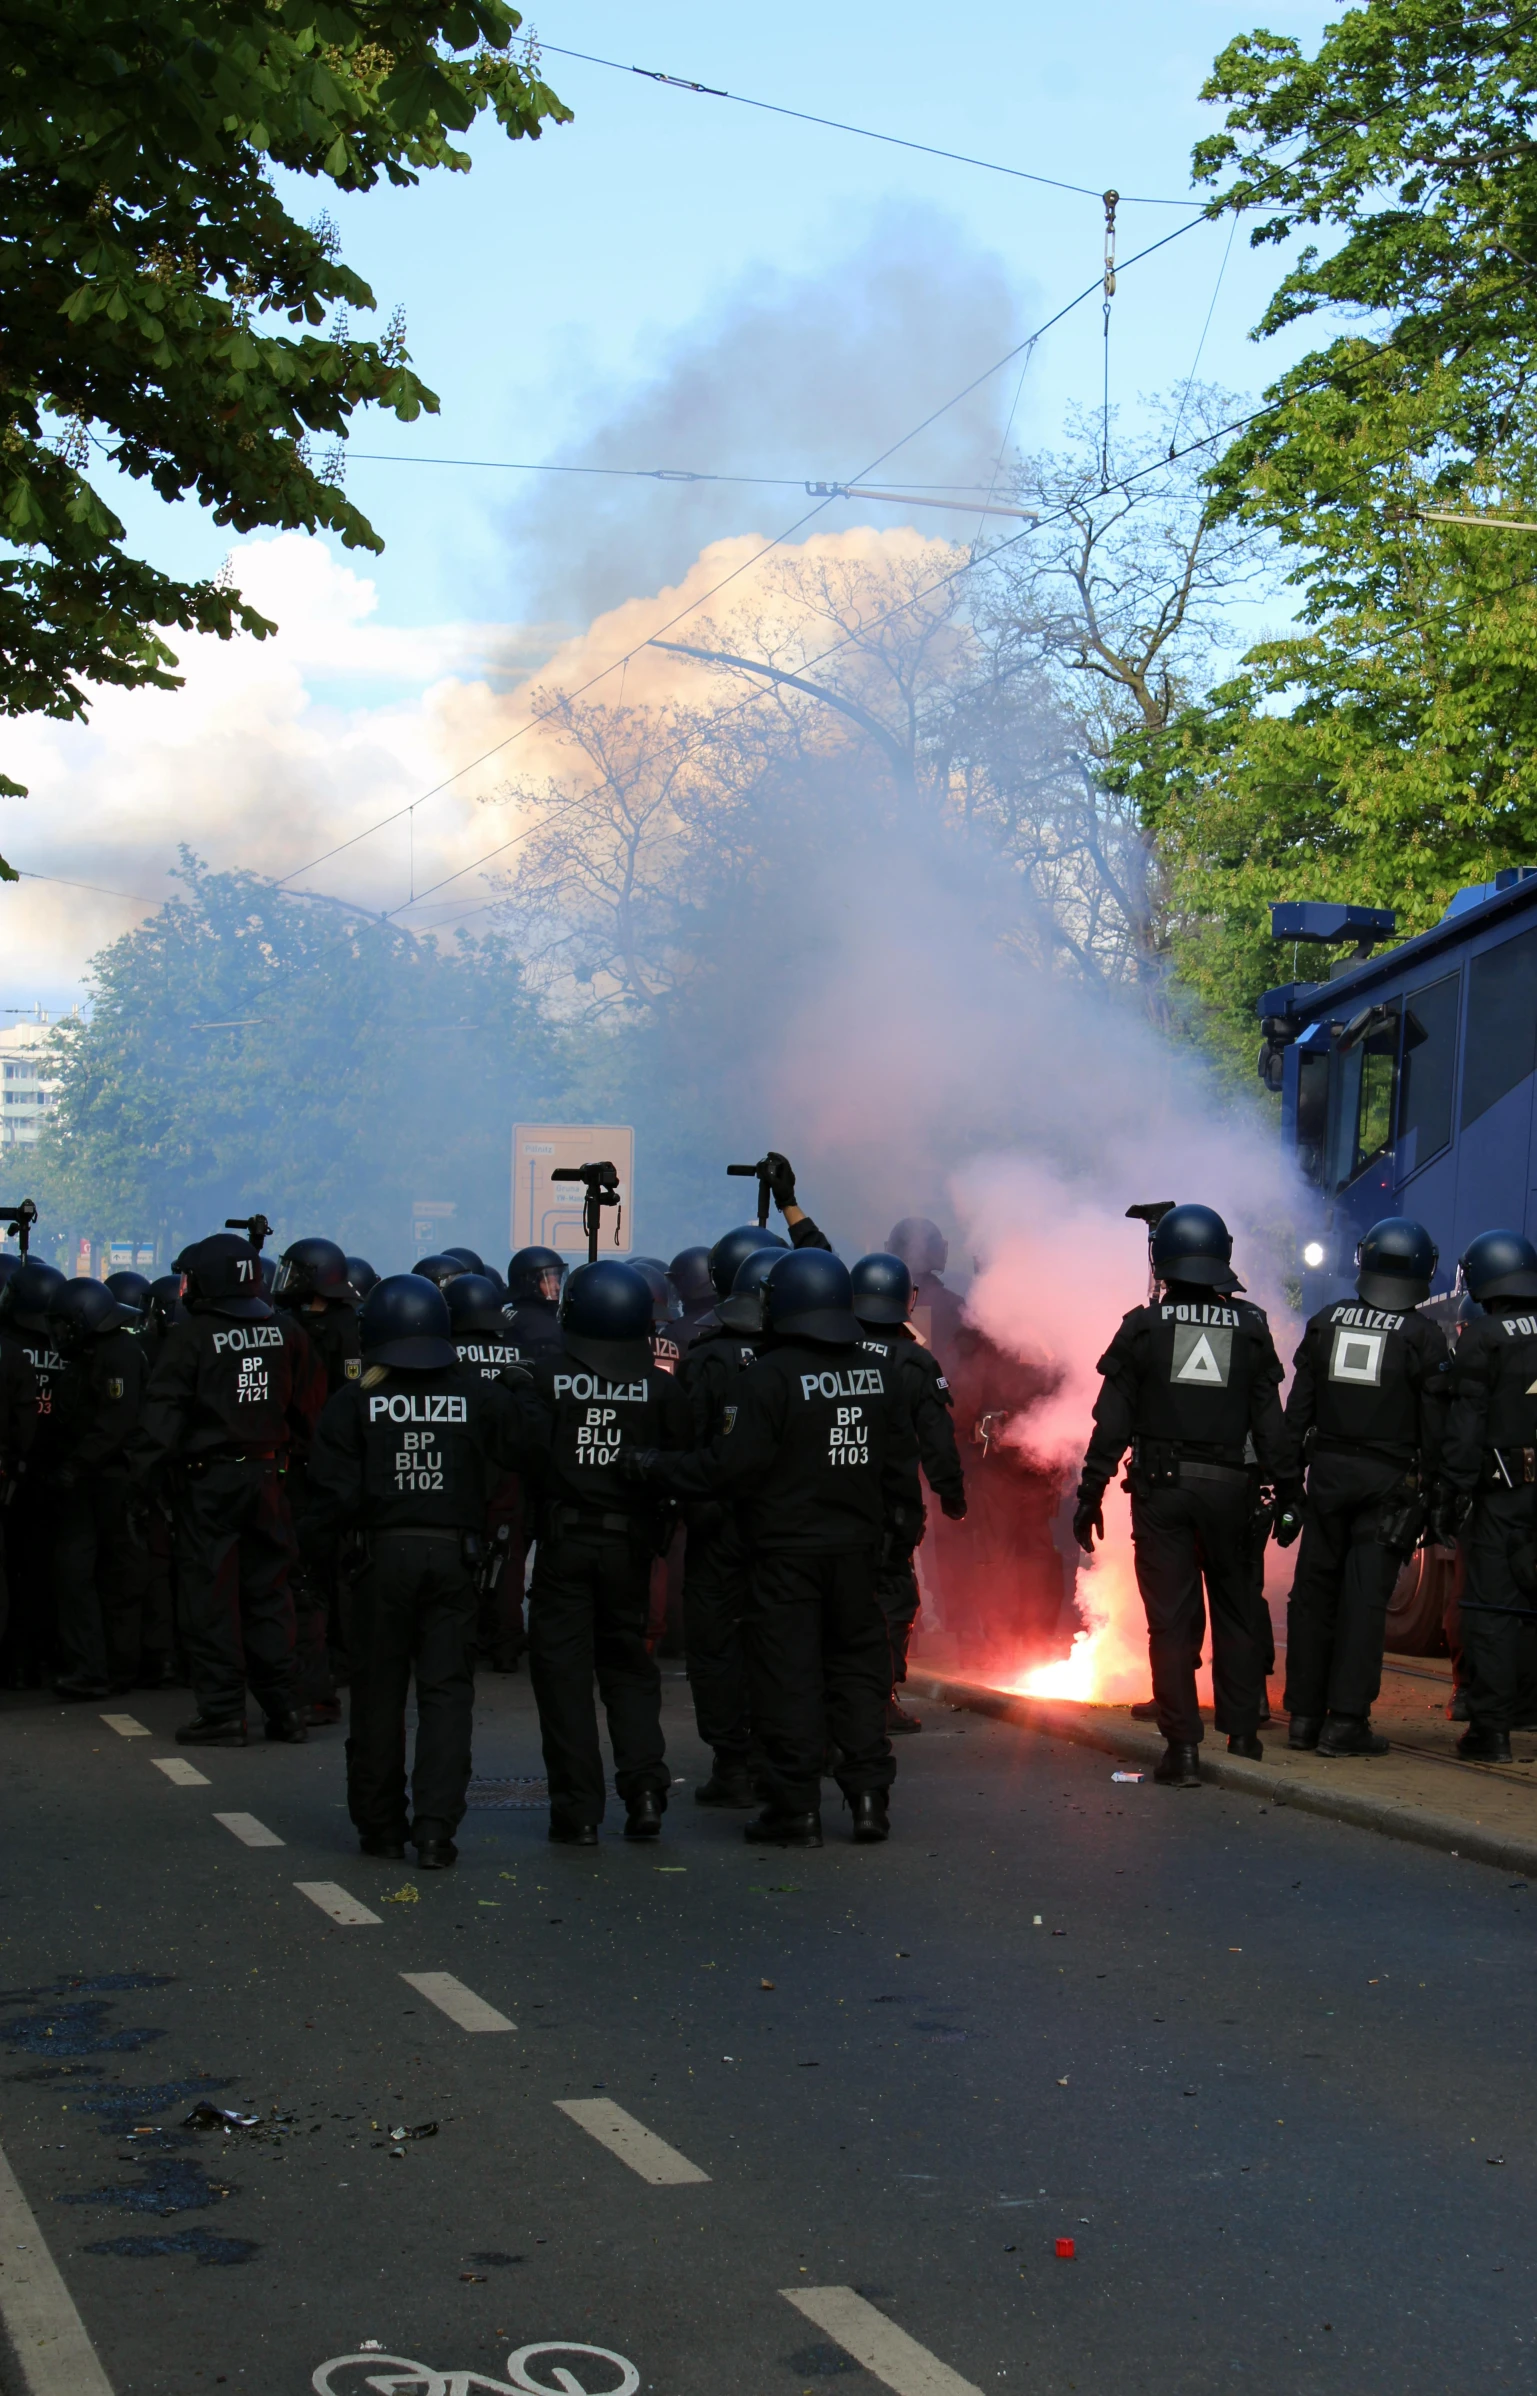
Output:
[517, 1260, 692, 1845]
[1074, 1204, 1288, 1785]
[48, 1278, 146, 1700]
[130, 1232, 325, 1746]
[0, 1260, 72, 1689]
[306, 1275, 526, 1864]
[0, 1292, 37, 1658]
[346, 1256, 380, 1302]
[1279, 1218, 1449, 1756]
[886, 1218, 966, 1364]
[631, 1258, 684, 1375]
[669, 1246, 717, 1348]
[852, 1251, 967, 1729]
[630, 1248, 921, 1847]
[1438, 1229, 1537, 1761]
[274, 1235, 363, 1725]
[445, 1273, 535, 1673]
[504, 1247, 568, 1355]
[104, 1270, 153, 1321]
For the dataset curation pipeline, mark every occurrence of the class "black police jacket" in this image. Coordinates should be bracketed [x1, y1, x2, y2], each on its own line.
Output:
[50, 1328, 146, 1480]
[513, 1346, 692, 1530]
[1081, 1295, 1287, 1497]
[12, 1329, 79, 1474]
[502, 1299, 564, 1354]
[1285, 1299, 1448, 1470]
[453, 1332, 540, 1382]
[1442, 1306, 1537, 1491]
[0, 1329, 37, 1477]
[287, 1300, 361, 1400]
[131, 1306, 326, 1470]
[306, 1360, 525, 1535]
[650, 1336, 921, 1554]
[860, 1331, 965, 1516]
[678, 1322, 760, 1446]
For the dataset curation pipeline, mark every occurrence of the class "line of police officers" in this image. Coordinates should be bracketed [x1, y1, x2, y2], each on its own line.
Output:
[1073, 1202, 1537, 1780]
[0, 1155, 968, 1862]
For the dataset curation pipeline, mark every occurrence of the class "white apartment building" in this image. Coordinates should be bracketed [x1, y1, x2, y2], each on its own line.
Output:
[0, 1009, 66, 1147]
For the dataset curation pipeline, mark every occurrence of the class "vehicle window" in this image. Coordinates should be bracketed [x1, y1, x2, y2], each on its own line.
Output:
[1461, 927, 1537, 1127]
[1397, 972, 1460, 1174]
[1353, 1007, 1400, 1179]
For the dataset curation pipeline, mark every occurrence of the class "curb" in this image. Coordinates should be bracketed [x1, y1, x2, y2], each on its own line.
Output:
[911, 1674, 1537, 1879]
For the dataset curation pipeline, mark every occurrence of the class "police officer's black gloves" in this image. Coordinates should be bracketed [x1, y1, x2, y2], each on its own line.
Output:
[616, 1447, 662, 1484]
[763, 1151, 797, 1209]
[940, 1491, 967, 1520]
[1271, 1481, 1306, 1548]
[1431, 1486, 1472, 1549]
[1071, 1489, 1104, 1552]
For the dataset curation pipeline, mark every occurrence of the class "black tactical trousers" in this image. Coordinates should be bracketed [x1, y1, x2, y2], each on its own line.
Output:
[527, 1530, 668, 1826]
[1460, 1488, 1537, 1735]
[745, 1545, 894, 1815]
[683, 1515, 752, 1763]
[1130, 1478, 1269, 1745]
[53, 1474, 141, 1687]
[876, 1546, 922, 1689]
[0, 1489, 54, 1685]
[285, 1465, 337, 1709]
[1284, 1452, 1408, 1721]
[174, 1456, 298, 1724]
[346, 1529, 477, 1840]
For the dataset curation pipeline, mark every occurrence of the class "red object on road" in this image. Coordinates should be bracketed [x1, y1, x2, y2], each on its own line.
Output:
[1055, 2237, 1076, 2260]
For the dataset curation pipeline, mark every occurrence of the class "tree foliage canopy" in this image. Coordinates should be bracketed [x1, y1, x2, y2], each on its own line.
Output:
[0, 0, 567, 837]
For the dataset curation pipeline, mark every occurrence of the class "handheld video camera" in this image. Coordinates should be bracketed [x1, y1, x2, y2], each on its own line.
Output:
[551, 1162, 622, 1264]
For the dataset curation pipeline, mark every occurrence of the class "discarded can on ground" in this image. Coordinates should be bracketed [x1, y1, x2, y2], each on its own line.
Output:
[1110, 1770, 1146, 1783]
[1055, 2237, 1076, 2260]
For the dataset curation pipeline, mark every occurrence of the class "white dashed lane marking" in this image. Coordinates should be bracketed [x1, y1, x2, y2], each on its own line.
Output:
[780, 2288, 983, 2396]
[294, 1882, 381, 1927]
[0, 2133, 115, 2395]
[99, 1712, 150, 1737]
[555, 2099, 710, 2186]
[213, 1811, 284, 1849]
[400, 1972, 515, 2033]
[151, 1757, 210, 1786]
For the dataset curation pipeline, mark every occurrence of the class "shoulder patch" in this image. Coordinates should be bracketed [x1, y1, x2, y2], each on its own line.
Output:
[344, 1356, 361, 1381]
[360, 1364, 389, 1391]
[721, 1404, 739, 1436]
[106, 1378, 124, 1401]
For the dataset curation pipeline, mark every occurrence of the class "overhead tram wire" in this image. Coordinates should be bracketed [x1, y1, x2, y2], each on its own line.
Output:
[406, 383, 1293, 940]
[538, 41, 1199, 207]
[280, 209, 1209, 906]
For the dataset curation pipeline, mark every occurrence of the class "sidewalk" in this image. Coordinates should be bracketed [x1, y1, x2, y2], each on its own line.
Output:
[909, 1651, 1537, 1877]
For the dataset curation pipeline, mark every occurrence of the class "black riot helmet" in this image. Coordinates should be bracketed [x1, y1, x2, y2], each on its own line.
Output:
[1459, 1228, 1537, 1303]
[413, 1252, 468, 1292]
[273, 1236, 356, 1306]
[345, 1255, 379, 1301]
[507, 1245, 568, 1306]
[50, 1277, 132, 1348]
[717, 1244, 781, 1336]
[630, 1257, 682, 1325]
[0, 1254, 19, 1296]
[887, 1217, 948, 1277]
[764, 1248, 859, 1345]
[1356, 1217, 1438, 1309]
[445, 1273, 513, 1337]
[148, 1273, 186, 1334]
[559, 1259, 653, 1378]
[104, 1269, 153, 1316]
[360, 1274, 455, 1370]
[1150, 1203, 1240, 1293]
[850, 1251, 915, 1327]
[443, 1245, 486, 1275]
[0, 1258, 67, 1334]
[708, 1222, 788, 1299]
[184, 1232, 271, 1320]
[668, 1245, 714, 1312]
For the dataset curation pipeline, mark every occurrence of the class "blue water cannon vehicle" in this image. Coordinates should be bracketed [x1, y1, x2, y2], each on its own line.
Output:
[1257, 871, 1537, 1316]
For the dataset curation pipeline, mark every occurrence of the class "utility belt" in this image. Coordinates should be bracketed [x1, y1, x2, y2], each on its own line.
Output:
[1126, 1438, 1251, 1495]
[351, 1524, 485, 1574]
[1478, 1445, 1537, 1491]
[545, 1498, 672, 1555]
[182, 1447, 283, 1478]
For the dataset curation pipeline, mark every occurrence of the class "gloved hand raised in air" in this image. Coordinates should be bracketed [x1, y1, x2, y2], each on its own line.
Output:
[1270, 1481, 1306, 1548]
[1072, 1490, 1104, 1552]
[763, 1151, 797, 1210]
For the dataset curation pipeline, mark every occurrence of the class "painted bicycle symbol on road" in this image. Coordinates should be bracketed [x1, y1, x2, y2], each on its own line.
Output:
[313, 2341, 640, 2396]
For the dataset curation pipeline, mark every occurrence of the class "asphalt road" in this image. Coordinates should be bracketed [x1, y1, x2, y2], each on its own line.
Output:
[0, 1669, 1533, 2396]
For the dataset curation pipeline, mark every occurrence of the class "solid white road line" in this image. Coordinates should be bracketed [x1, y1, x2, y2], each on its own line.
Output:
[294, 1882, 381, 1927]
[780, 2288, 983, 2396]
[0, 2135, 115, 2396]
[399, 1971, 515, 2033]
[212, 1811, 284, 1849]
[554, 2099, 710, 2186]
[98, 1714, 149, 1738]
[150, 1757, 209, 1787]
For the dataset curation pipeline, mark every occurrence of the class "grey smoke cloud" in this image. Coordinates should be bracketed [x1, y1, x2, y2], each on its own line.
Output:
[506, 200, 1032, 625]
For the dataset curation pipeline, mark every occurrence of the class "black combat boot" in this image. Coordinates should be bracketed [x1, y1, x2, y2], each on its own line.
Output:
[1129, 1698, 1159, 1722]
[694, 1762, 758, 1808]
[175, 1713, 248, 1747]
[744, 1808, 823, 1848]
[1288, 1714, 1322, 1750]
[1226, 1733, 1264, 1761]
[1317, 1713, 1390, 1757]
[886, 1697, 922, 1734]
[358, 1833, 407, 1861]
[264, 1709, 308, 1744]
[623, 1788, 665, 1841]
[548, 1816, 598, 1847]
[1458, 1724, 1513, 1763]
[1153, 1741, 1202, 1788]
[850, 1791, 890, 1843]
[412, 1819, 458, 1868]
